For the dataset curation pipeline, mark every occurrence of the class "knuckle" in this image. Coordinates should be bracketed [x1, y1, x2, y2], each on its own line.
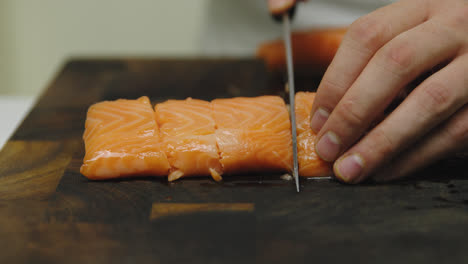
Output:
[419, 81, 454, 117]
[347, 15, 390, 52]
[378, 40, 415, 76]
[449, 119, 468, 142]
[318, 78, 347, 108]
[450, 4, 468, 30]
[336, 99, 366, 128]
[427, 17, 463, 44]
[446, 108, 468, 143]
[320, 77, 347, 93]
[368, 127, 396, 158]
[431, 4, 468, 40]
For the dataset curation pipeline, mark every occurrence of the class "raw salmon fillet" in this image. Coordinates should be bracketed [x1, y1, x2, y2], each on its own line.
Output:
[295, 92, 332, 177]
[155, 98, 223, 181]
[257, 27, 347, 74]
[80, 96, 170, 180]
[212, 96, 293, 174]
[81, 94, 332, 181]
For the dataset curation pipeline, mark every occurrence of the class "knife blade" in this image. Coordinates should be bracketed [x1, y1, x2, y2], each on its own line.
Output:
[282, 13, 300, 193]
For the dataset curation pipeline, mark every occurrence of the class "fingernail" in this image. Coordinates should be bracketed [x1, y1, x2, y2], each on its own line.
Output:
[310, 108, 329, 133]
[316, 131, 341, 162]
[334, 154, 365, 182]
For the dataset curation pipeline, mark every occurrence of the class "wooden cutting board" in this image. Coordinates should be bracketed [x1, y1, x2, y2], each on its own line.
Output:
[1, 58, 467, 264]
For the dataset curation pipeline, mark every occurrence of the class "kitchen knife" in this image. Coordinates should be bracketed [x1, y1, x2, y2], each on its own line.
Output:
[282, 13, 300, 193]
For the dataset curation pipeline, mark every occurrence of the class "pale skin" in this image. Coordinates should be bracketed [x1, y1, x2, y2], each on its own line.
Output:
[268, 0, 468, 183]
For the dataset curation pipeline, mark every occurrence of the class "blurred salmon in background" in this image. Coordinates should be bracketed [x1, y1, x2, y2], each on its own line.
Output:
[257, 27, 348, 75]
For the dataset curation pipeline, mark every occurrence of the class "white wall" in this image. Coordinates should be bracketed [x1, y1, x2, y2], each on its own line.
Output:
[0, 0, 208, 95]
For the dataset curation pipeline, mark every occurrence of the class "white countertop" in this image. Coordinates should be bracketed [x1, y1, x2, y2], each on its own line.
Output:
[0, 96, 36, 150]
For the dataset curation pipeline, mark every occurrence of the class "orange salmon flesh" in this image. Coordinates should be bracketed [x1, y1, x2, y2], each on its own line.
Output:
[81, 93, 332, 181]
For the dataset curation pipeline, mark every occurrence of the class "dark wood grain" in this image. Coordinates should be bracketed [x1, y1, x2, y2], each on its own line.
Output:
[0, 58, 468, 264]
[0, 140, 79, 200]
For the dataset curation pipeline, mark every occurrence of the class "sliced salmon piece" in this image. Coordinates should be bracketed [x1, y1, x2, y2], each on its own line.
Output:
[155, 98, 222, 181]
[295, 92, 333, 177]
[212, 96, 293, 174]
[81, 94, 331, 180]
[81, 96, 170, 180]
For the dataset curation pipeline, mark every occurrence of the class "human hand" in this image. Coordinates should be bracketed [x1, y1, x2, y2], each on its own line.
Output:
[267, 0, 304, 16]
[309, 0, 468, 183]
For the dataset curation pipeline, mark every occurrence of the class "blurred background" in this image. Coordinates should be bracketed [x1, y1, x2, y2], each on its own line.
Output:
[0, 0, 210, 148]
[0, 0, 384, 96]
[0, 0, 389, 148]
[0, 0, 210, 96]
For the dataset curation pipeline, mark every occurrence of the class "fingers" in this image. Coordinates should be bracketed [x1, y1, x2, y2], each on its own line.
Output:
[314, 14, 465, 163]
[268, 0, 296, 15]
[375, 1, 468, 181]
[310, 0, 432, 132]
[334, 53, 468, 183]
[374, 103, 468, 182]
